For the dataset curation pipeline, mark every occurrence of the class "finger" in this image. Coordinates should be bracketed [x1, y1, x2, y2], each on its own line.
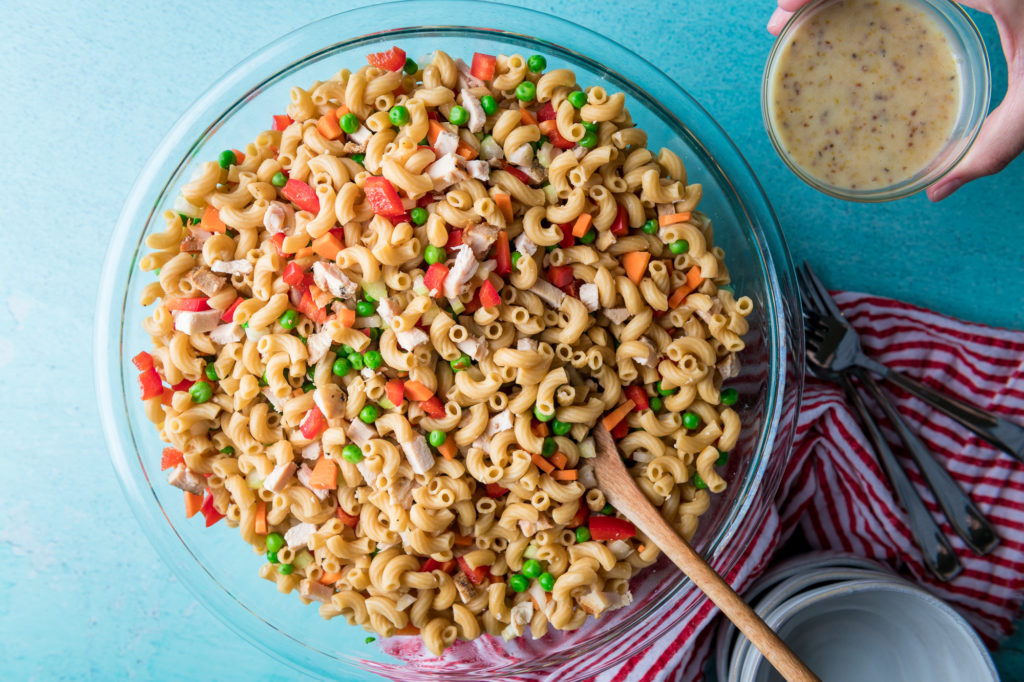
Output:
[768, 8, 794, 35]
[927, 87, 1024, 201]
[777, 0, 812, 10]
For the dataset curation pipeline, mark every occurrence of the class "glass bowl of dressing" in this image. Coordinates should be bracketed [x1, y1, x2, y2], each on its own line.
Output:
[762, 0, 990, 202]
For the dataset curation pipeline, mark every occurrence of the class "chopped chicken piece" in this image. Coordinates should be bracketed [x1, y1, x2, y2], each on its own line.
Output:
[459, 89, 486, 132]
[376, 297, 401, 326]
[603, 307, 630, 325]
[456, 336, 487, 362]
[505, 144, 533, 168]
[186, 267, 226, 296]
[360, 367, 375, 380]
[346, 419, 375, 447]
[635, 337, 658, 367]
[453, 571, 479, 604]
[454, 58, 485, 89]
[502, 600, 534, 639]
[717, 354, 741, 381]
[607, 539, 634, 560]
[401, 436, 435, 475]
[513, 232, 538, 257]
[535, 142, 557, 168]
[464, 159, 490, 181]
[579, 590, 611, 617]
[516, 337, 538, 351]
[312, 261, 359, 300]
[209, 322, 243, 345]
[395, 593, 417, 612]
[529, 280, 565, 309]
[313, 384, 345, 420]
[390, 477, 418, 510]
[211, 259, 253, 275]
[462, 223, 500, 260]
[301, 441, 321, 461]
[471, 436, 490, 451]
[263, 462, 297, 493]
[486, 409, 513, 437]
[426, 153, 466, 191]
[306, 331, 332, 366]
[443, 245, 480, 298]
[263, 200, 294, 234]
[395, 328, 429, 352]
[180, 228, 212, 253]
[579, 283, 600, 312]
[578, 463, 597, 489]
[284, 521, 316, 549]
[166, 464, 205, 495]
[347, 125, 372, 145]
[299, 578, 334, 603]
[297, 463, 330, 501]
[604, 588, 634, 611]
[261, 387, 289, 413]
[173, 309, 222, 335]
[356, 460, 377, 489]
[512, 163, 544, 184]
[434, 128, 459, 157]
[517, 515, 552, 538]
[656, 203, 677, 217]
[572, 145, 588, 160]
[341, 141, 367, 155]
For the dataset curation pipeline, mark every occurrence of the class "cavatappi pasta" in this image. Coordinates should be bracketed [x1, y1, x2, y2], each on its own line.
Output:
[134, 45, 752, 656]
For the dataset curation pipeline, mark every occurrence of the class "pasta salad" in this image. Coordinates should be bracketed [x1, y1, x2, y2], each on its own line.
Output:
[132, 45, 752, 656]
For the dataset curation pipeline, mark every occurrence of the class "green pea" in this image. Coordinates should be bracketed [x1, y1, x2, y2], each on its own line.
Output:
[526, 54, 547, 72]
[567, 90, 588, 109]
[515, 81, 536, 102]
[356, 300, 375, 317]
[509, 574, 529, 593]
[533, 404, 555, 422]
[428, 430, 447, 448]
[716, 450, 729, 467]
[721, 387, 739, 406]
[271, 171, 287, 187]
[189, 381, 212, 403]
[389, 105, 410, 127]
[693, 473, 707, 490]
[342, 444, 363, 463]
[581, 121, 598, 133]
[220, 446, 235, 455]
[579, 230, 596, 244]
[424, 244, 445, 265]
[350, 153, 365, 166]
[302, 382, 315, 393]
[332, 357, 351, 376]
[205, 364, 219, 382]
[521, 559, 542, 578]
[649, 396, 663, 412]
[480, 95, 498, 115]
[578, 131, 597, 148]
[266, 532, 285, 553]
[669, 239, 690, 255]
[368, 327, 382, 341]
[410, 207, 429, 226]
[541, 437, 557, 457]
[348, 353, 364, 370]
[340, 112, 360, 134]
[403, 57, 418, 75]
[551, 419, 572, 436]
[359, 404, 380, 424]
[363, 350, 383, 370]
[575, 526, 591, 543]
[266, 550, 279, 564]
[601, 503, 614, 515]
[342, 345, 356, 355]
[511, 252, 522, 269]
[656, 381, 677, 396]
[448, 105, 469, 126]
[278, 563, 294, 575]
[450, 353, 472, 372]
[682, 412, 700, 430]
[278, 309, 298, 329]
[642, 219, 659, 235]
[538, 572, 555, 591]
[217, 149, 237, 169]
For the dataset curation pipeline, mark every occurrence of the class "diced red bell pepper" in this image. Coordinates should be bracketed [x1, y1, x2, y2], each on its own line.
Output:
[138, 368, 163, 400]
[329, 227, 346, 242]
[478, 280, 501, 308]
[624, 385, 650, 412]
[385, 379, 405, 406]
[366, 46, 407, 72]
[132, 351, 154, 372]
[464, 289, 482, 314]
[423, 263, 449, 297]
[562, 280, 580, 298]
[282, 262, 305, 287]
[336, 508, 360, 528]
[426, 110, 439, 121]
[363, 176, 406, 217]
[570, 501, 590, 528]
[547, 265, 574, 289]
[280, 178, 320, 213]
[559, 223, 575, 248]
[456, 555, 489, 585]
[419, 395, 446, 419]
[445, 229, 464, 251]
[470, 52, 497, 81]
[164, 297, 210, 312]
[504, 165, 533, 185]
[610, 418, 630, 440]
[493, 231, 511, 276]
[547, 126, 575, 149]
[161, 447, 185, 471]
[200, 492, 224, 527]
[272, 114, 294, 131]
[422, 558, 457, 573]
[300, 405, 327, 439]
[537, 102, 557, 122]
[485, 483, 508, 498]
[171, 378, 195, 392]
[270, 232, 287, 258]
[416, 194, 436, 208]
[589, 516, 637, 541]
[221, 297, 243, 323]
[610, 204, 629, 236]
[298, 289, 327, 324]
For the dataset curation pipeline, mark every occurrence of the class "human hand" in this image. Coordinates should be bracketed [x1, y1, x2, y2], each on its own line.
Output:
[766, 0, 1024, 202]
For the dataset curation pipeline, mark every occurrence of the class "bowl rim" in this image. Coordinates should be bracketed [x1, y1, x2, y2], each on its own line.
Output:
[761, 0, 992, 203]
[94, 1, 802, 678]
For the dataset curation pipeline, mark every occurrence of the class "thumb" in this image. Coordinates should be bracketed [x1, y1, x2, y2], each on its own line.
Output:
[928, 84, 1024, 201]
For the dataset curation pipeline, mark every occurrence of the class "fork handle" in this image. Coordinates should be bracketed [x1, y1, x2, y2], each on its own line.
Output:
[839, 373, 962, 580]
[855, 369, 999, 556]
[871, 363, 1024, 462]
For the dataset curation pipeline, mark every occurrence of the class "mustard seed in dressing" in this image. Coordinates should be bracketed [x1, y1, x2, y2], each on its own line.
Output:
[769, 0, 961, 190]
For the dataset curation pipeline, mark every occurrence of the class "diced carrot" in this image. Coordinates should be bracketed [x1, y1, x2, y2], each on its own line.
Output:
[254, 500, 267, 535]
[404, 380, 434, 402]
[294, 246, 315, 260]
[336, 508, 360, 528]
[667, 266, 704, 308]
[455, 140, 479, 160]
[531, 420, 549, 438]
[602, 399, 636, 432]
[622, 251, 651, 285]
[334, 104, 349, 119]
[549, 451, 568, 470]
[336, 308, 356, 328]
[184, 491, 204, 518]
[494, 192, 513, 223]
[438, 438, 457, 460]
[552, 469, 578, 481]
[658, 211, 692, 227]
[316, 113, 343, 140]
[308, 457, 338, 490]
[200, 205, 226, 233]
[312, 232, 343, 260]
[427, 120, 446, 146]
[520, 107, 538, 126]
[232, 149, 246, 165]
[453, 534, 474, 546]
[532, 453, 556, 474]
[318, 571, 344, 586]
[396, 624, 420, 636]
[637, 544, 646, 554]
[572, 213, 593, 237]
[538, 119, 558, 136]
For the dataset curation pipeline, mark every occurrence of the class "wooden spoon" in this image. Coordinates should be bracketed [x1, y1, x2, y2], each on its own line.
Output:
[591, 425, 819, 682]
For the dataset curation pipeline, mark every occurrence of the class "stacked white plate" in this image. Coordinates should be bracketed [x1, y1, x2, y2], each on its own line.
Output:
[714, 552, 998, 682]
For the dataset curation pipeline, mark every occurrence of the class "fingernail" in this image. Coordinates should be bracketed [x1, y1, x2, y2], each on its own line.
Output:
[767, 9, 788, 34]
[929, 178, 962, 202]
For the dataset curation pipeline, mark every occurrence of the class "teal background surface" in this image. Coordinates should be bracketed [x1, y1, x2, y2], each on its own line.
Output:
[1, 0, 1021, 679]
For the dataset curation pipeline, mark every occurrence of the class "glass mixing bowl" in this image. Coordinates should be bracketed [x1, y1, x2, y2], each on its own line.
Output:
[94, 2, 803, 679]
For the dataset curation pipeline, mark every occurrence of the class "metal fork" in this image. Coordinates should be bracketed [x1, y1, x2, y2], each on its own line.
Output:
[800, 264, 1024, 462]
[799, 264, 999, 556]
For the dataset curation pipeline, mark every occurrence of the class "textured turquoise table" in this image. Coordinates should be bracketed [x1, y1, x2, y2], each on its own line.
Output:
[2, 1, 1021, 679]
